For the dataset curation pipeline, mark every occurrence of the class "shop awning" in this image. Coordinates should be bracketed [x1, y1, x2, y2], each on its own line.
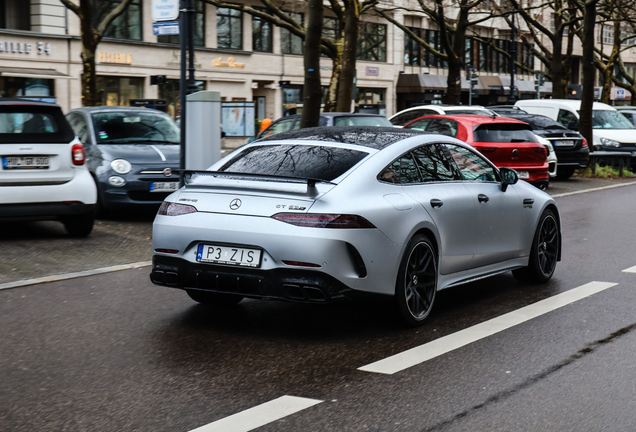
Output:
[396, 74, 447, 93]
[480, 75, 504, 90]
[0, 67, 75, 80]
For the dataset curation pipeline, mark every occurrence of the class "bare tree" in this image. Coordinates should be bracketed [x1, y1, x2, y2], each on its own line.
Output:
[375, 0, 494, 104]
[60, 0, 135, 106]
[300, 0, 324, 127]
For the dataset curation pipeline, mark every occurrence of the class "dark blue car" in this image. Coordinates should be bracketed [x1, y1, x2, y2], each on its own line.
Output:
[66, 107, 180, 214]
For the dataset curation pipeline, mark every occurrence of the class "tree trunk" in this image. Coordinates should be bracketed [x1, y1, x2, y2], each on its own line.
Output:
[551, 26, 566, 99]
[336, 1, 360, 113]
[300, 0, 324, 128]
[81, 46, 98, 106]
[580, 0, 598, 151]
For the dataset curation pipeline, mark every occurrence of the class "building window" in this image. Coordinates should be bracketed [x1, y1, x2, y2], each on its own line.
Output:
[252, 9, 272, 52]
[601, 25, 613, 45]
[0, 77, 55, 100]
[358, 22, 386, 62]
[0, 0, 30, 30]
[158, 0, 204, 46]
[404, 27, 421, 66]
[95, 77, 144, 107]
[158, 79, 206, 119]
[423, 29, 442, 67]
[217, 7, 243, 50]
[94, 0, 142, 40]
[281, 12, 303, 55]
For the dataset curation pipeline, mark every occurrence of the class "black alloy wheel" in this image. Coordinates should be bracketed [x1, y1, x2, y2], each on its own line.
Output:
[513, 209, 559, 283]
[186, 289, 244, 306]
[395, 234, 437, 326]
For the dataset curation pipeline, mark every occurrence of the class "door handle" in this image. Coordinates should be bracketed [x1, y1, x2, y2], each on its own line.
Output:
[430, 199, 443, 208]
[478, 194, 489, 203]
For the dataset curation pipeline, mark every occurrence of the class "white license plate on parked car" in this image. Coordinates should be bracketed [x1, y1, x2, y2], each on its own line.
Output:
[196, 244, 262, 267]
[553, 140, 575, 147]
[150, 181, 179, 192]
[2, 156, 49, 169]
[517, 171, 530, 179]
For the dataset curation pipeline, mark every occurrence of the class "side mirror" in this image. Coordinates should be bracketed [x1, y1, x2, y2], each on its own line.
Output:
[500, 167, 519, 192]
[567, 120, 579, 131]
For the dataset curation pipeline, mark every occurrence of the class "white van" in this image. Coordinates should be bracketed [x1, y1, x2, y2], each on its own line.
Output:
[514, 99, 636, 151]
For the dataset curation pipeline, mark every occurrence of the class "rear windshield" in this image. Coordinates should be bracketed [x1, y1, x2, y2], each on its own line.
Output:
[219, 144, 368, 181]
[519, 116, 567, 130]
[333, 116, 393, 127]
[91, 111, 180, 144]
[0, 105, 75, 143]
[473, 124, 538, 143]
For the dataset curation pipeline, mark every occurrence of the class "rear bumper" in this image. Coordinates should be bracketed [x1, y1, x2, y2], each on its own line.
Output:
[0, 202, 95, 221]
[2, 169, 97, 206]
[151, 255, 353, 303]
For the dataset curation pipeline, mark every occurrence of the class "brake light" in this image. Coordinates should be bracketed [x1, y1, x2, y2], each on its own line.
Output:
[582, 138, 588, 148]
[533, 146, 548, 157]
[71, 143, 86, 165]
[272, 213, 376, 228]
[158, 201, 197, 216]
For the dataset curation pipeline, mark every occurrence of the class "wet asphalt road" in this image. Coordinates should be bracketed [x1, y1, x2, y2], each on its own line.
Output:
[2, 176, 636, 431]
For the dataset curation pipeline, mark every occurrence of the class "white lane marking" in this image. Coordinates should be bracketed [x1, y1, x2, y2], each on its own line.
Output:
[622, 266, 636, 273]
[359, 281, 618, 375]
[189, 395, 323, 432]
[551, 180, 636, 198]
[0, 261, 152, 291]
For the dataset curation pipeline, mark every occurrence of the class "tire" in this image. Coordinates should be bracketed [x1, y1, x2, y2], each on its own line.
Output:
[556, 167, 575, 180]
[395, 234, 437, 326]
[186, 289, 244, 306]
[513, 209, 559, 283]
[62, 212, 95, 237]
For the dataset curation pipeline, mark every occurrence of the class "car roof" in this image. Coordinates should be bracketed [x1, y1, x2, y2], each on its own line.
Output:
[419, 114, 530, 126]
[0, 97, 61, 107]
[516, 99, 615, 110]
[69, 106, 172, 115]
[257, 126, 428, 150]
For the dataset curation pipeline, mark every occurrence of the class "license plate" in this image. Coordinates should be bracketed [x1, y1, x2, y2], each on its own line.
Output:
[150, 181, 179, 192]
[553, 140, 575, 147]
[517, 171, 530, 179]
[196, 244, 262, 268]
[2, 156, 49, 169]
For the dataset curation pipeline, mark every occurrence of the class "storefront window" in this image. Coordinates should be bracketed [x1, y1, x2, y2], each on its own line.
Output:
[95, 0, 142, 40]
[252, 8, 272, 52]
[357, 22, 386, 62]
[158, 0, 204, 46]
[158, 79, 206, 119]
[0, 77, 55, 101]
[281, 85, 303, 116]
[217, 7, 243, 50]
[0, 0, 30, 30]
[281, 12, 303, 55]
[95, 77, 144, 107]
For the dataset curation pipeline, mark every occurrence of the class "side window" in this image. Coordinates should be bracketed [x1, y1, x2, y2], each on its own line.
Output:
[412, 144, 460, 181]
[557, 109, 577, 128]
[406, 118, 433, 131]
[621, 112, 636, 125]
[263, 118, 296, 137]
[445, 144, 497, 182]
[378, 154, 421, 184]
[426, 119, 458, 137]
[67, 113, 89, 144]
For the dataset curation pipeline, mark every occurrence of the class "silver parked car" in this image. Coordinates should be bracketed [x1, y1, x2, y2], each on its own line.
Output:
[150, 127, 561, 326]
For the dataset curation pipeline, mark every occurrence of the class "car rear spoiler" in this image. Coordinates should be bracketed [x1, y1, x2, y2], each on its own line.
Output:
[178, 170, 335, 197]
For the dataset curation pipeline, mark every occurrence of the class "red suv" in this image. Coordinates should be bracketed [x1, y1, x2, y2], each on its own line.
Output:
[404, 114, 549, 190]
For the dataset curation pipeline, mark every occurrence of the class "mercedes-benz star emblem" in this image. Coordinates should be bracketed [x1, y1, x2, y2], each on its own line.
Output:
[163, 168, 172, 177]
[229, 198, 242, 210]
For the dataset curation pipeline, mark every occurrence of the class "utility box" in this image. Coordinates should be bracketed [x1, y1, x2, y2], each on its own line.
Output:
[185, 91, 222, 170]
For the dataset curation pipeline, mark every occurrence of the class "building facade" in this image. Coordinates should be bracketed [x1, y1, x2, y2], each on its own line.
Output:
[2, 0, 634, 146]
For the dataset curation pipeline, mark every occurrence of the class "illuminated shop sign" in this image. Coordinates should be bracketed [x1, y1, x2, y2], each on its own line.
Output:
[212, 57, 245, 68]
[99, 53, 133, 64]
[0, 41, 52, 55]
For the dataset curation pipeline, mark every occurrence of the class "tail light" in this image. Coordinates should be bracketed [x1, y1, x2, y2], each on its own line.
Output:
[474, 146, 497, 153]
[533, 146, 548, 158]
[71, 143, 86, 166]
[158, 201, 197, 216]
[272, 213, 376, 228]
[582, 138, 588, 148]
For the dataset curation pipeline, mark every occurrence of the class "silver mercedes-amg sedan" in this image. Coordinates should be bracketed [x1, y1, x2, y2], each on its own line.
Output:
[150, 127, 561, 326]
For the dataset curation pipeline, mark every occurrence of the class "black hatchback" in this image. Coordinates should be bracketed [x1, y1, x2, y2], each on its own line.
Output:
[498, 112, 589, 179]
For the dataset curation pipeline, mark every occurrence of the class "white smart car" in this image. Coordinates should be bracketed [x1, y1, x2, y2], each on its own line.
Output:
[0, 99, 97, 237]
